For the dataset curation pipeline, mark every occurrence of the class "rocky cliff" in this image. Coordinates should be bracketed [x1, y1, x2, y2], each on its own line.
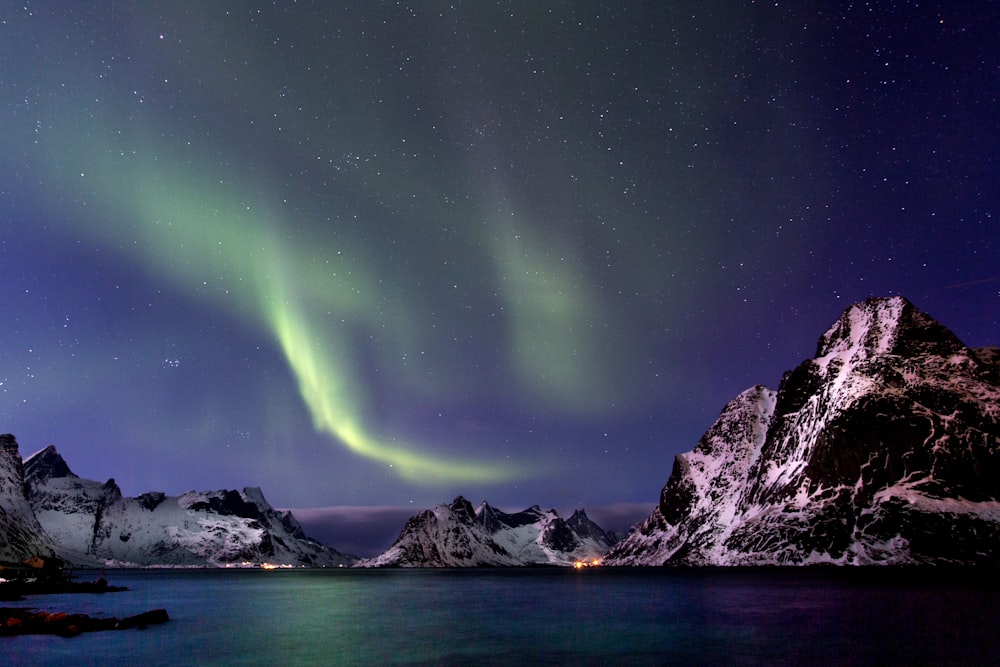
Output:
[359, 496, 616, 567]
[0, 434, 55, 563]
[22, 445, 354, 567]
[605, 296, 1000, 565]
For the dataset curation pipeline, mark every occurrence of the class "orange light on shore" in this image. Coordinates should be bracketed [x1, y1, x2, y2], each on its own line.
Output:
[573, 559, 602, 569]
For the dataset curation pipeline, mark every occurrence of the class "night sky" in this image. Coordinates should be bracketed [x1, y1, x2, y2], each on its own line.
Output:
[1, 2, 997, 538]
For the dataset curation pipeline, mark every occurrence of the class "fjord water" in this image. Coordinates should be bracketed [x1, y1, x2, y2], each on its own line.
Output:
[4, 568, 998, 666]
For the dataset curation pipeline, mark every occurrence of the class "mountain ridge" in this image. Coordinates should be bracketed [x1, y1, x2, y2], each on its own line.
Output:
[605, 296, 1000, 565]
[5, 441, 355, 567]
[0, 434, 56, 563]
[4, 296, 996, 568]
[359, 495, 617, 567]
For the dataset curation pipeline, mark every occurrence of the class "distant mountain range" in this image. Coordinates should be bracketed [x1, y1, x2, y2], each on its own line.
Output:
[0, 438, 353, 567]
[3, 296, 997, 568]
[358, 496, 618, 567]
[605, 296, 1000, 565]
[0, 438, 619, 568]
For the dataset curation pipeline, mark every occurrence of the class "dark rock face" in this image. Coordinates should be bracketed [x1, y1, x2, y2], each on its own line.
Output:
[22, 444, 74, 484]
[540, 518, 578, 552]
[606, 297, 1000, 566]
[136, 491, 166, 511]
[449, 496, 477, 524]
[566, 509, 614, 545]
[658, 456, 697, 525]
[186, 489, 264, 521]
[0, 435, 55, 562]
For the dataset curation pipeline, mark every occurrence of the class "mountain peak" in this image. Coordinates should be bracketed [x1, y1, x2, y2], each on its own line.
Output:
[566, 509, 615, 544]
[815, 296, 908, 359]
[24, 444, 76, 484]
[448, 496, 476, 523]
[362, 498, 618, 567]
[1, 433, 19, 456]
[815, 296, 965, 363]
[606, 296, 1000, 566]
[0, 434, 57, 562]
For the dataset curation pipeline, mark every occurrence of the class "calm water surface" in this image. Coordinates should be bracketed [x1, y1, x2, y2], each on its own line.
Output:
[3, 568, 997, 666]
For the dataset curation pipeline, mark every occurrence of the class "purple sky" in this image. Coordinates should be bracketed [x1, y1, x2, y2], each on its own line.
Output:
[1, 2, 996, 554]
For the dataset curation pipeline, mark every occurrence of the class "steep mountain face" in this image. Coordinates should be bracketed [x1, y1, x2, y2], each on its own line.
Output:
[359, 497, 616, 567]
[475, 502, 616, 565]
[24, 446, 354, 567]
[606, 297, 1000, 566]
[0, 434, 55, 563]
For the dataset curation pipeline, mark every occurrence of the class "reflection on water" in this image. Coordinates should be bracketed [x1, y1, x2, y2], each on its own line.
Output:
[3, 568, 998, 666]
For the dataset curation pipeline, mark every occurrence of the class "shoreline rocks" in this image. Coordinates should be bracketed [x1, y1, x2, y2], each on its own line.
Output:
[1, 572, 169, 638]
[1, 607, 169, 637]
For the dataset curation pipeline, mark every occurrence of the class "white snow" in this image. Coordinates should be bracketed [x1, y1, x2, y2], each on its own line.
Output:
[606, 296, 1000, 566]
[360, 500, 616, 567]
[21, 451, 351, 567]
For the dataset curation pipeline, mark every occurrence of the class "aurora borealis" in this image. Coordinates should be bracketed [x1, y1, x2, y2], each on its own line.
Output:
[1, 2, 997, 531]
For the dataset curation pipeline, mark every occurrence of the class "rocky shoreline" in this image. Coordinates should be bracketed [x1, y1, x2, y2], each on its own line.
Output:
[0, 574, 127, 602]
[1, 607, 169, 637]
[1, 569, 169, 638]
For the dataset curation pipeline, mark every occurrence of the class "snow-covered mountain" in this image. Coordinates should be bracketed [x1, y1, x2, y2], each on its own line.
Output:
[476, 502, 617, 565]
[0, 434, 55, 563]
[605, 296, 1000, 566]
[359, 496, 616, 567]
[23, 445, 354, 567]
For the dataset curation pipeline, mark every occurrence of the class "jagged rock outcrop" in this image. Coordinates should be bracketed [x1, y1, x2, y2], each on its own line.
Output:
[0, 434, 55, 563]
[475, 502, 616, 564]
[359, 496, 616, 567]
[23, 445, 354, 567]
[359, 496, 519, 567]
[605, 296, 1000, 566]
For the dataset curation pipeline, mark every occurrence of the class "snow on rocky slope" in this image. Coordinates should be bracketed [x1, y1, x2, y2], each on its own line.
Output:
[0, 434, 55, 563]
[359, 496, 617, 567]
[23, 445, 354, 567]
[605, 296, 1000, 566]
